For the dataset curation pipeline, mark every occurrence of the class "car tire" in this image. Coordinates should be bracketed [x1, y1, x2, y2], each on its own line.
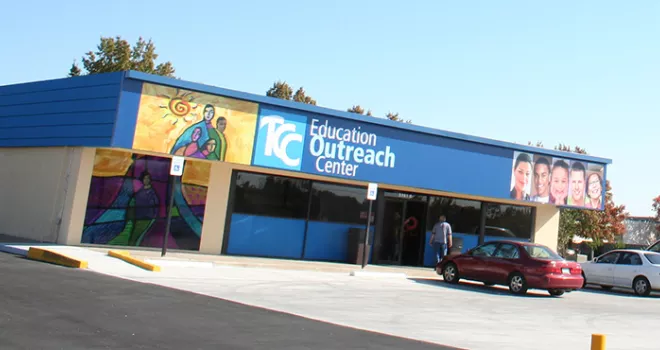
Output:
[581, 272, 587, 288]
[508, 272, 528, 295]
[548, 289, 565, 297]
[633, 276, 651, 297]
[442, 263, 460, 284]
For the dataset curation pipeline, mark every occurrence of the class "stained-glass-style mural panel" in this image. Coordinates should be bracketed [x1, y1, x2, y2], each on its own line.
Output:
[81, 149, 210, 251]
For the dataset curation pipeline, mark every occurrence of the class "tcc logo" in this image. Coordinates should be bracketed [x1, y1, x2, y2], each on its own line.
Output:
[253, 109, 307, 171]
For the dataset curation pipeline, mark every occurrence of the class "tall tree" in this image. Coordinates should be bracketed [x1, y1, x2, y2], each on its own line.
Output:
[385, 112, 412, 124]
[347, 105, 373, 116]
[68, 36, 175, 77]
[266, 81, 316, 105]
[652, 196, 660, 231]
[529, 142, 627, 253]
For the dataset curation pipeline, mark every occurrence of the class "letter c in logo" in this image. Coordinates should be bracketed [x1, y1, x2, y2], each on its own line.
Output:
[260, 115, 303, 167]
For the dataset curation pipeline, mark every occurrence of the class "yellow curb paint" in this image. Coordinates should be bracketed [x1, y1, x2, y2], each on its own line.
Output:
[26, 247, 88, 269]
[108, 250, 161, 272]
[591, 334, 606, 350]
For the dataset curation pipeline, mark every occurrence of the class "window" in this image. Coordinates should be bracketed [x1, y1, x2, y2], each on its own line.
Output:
[596, 252, 619, 264]
[471, 242, 498, 257]
[484, 203, 534, 240]
[618, 252, 642, 265]
[427, 197, 481, 234]
[523, 245, 563, 260]
[309, 182, 369, 225]
[233, 172, 310, 219]
[648, 242, 660, 253]
[644, 253, 660, 265]
[494, 243, 520, 259]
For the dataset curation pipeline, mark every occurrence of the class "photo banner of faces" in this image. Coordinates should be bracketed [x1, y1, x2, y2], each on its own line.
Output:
[509, 151, 605, 210]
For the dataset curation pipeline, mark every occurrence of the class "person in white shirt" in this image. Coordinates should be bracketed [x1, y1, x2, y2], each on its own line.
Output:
[530, 156, 551, 204]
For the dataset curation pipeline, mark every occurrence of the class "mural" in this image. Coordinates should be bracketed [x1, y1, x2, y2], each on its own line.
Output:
[132, 82, 259, 164]
[81, 149, 210, 251]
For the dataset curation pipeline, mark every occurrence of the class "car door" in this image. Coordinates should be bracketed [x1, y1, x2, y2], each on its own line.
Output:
[612, 252, 643, 288]
[487, 243, 521, 284]
[462, 242, 500, 280]
[587, 251, 620, 286]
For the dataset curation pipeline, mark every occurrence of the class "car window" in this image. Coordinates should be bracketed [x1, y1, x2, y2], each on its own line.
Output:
[649, 242, 660, 253]
[472, 243, 498, 257]
[494, 243, 520, 259]
[618, 252, 642, 266]
[644, 253, 660, 265]
[596, 252, 619, 264]
[522, 245, 563, 260]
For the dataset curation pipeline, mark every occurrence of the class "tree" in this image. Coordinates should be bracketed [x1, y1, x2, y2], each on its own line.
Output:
[69, 36, 175, 77]
[652, 196, 660, 232]
[266, 81, 317, 105]
[529, 142, 628, 254]
[385, 112, 412, 124]
[347, 105, 373, 116]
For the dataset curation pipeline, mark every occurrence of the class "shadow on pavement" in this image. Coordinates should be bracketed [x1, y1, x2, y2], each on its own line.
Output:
[577, 284, 660, 299]
[409, 277, 553, 298]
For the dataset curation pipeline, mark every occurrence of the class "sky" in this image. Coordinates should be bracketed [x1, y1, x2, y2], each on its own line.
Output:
[2, 0, 659, 216]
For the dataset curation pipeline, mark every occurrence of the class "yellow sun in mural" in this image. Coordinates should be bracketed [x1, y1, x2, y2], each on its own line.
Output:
[157, 89, 200, 125]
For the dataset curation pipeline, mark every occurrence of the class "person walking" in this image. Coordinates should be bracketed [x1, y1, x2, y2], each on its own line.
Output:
[429, 215, 453, 263]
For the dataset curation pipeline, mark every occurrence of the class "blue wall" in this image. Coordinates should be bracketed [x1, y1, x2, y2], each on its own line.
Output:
[0, 73, 124, 147]
[226, 214, 374, 263]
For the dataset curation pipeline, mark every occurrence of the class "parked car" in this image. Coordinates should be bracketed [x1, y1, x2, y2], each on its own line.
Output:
[580, 249, 660, 296]
[436, 240, 583, 296]
[646, 240, 660, 253]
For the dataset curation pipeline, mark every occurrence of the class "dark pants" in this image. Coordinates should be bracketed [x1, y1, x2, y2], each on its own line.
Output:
[433, 242, 447, 263]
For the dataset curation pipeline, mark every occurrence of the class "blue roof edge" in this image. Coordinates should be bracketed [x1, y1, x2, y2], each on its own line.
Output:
[126, 70, 612, 165]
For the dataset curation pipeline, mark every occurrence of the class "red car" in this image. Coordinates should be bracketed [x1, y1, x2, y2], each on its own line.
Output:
[436, 240, 583, 296]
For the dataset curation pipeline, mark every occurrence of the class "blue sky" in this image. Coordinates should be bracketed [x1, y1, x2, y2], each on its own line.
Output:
[2, 0, 658, 216]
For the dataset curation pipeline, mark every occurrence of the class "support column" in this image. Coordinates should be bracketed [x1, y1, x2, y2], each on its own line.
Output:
[59, 147, 96, 245]
[198, 161, 233, 254]
[532, 204, 560, 251]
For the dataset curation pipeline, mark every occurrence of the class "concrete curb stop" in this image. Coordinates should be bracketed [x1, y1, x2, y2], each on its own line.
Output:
[349, 270, 408, 279]
[27, 247, 88, 269]
[108, 250, 161, 272]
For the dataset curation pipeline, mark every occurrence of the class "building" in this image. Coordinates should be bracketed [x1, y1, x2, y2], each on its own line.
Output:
[0, 71, 612, 267]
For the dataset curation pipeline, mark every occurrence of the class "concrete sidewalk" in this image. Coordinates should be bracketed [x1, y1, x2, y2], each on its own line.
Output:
[83, 246, 440, 279]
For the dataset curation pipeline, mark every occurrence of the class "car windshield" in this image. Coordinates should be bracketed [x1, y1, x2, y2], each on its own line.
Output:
[644, 253, 660, 265]
[523, 245, 563, 260]
[648, 243, 660, 253]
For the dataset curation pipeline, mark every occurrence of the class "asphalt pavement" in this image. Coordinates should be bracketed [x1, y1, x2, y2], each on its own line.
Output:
[0, 252, 458, 350]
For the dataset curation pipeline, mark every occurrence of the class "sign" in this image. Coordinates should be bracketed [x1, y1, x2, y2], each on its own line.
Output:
[170, 156, 185, 176]
[367, 183, 378, 200]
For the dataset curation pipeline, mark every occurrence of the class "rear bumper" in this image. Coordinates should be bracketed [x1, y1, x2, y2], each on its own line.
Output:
[528, 274, 584, 290]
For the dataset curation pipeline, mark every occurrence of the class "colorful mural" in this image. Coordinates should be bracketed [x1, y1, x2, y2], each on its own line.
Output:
[81, 149, 211, 251]
[132, 82, 259, 164]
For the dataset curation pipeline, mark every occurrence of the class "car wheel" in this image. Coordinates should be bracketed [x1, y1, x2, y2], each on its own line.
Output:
[633, 276, 651, 297]
[508, 273, 528, 295]
[581, 272, 587, 288]
[442, 263, 460, 284]
[548, 289, 565, 297]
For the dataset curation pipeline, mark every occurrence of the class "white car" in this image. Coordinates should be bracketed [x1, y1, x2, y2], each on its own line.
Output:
[580, 249, 660, 297]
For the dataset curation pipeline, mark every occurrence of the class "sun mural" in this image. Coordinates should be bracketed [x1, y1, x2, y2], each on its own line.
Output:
[81, 149, 210, 251]
[131, 83, 259, 165]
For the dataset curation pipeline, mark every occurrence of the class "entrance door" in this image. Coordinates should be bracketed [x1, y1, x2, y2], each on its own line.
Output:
[376, 192, 428, 266]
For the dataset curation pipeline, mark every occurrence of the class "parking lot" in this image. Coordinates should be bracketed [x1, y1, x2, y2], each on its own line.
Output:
[105, 262, 659, 350]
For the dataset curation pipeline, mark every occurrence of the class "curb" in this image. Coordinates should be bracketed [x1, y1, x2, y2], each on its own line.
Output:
[108, 250, 161, 272]
[349, 270, 408, 279]
[144, 259, 214, 268]
[26, 247, 88, 269]
[0, 244, 28, 257]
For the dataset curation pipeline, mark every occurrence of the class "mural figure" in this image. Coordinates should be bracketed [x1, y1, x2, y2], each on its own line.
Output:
[81, 151, 209, 251]
[171, 104, 228, 161]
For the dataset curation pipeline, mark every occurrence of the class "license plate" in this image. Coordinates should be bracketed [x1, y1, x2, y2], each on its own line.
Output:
[562, 268, 570, 274]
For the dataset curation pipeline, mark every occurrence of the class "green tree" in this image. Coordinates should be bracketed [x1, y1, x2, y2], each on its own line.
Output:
[69, 36, 175, 77]
[266, 81, 316, 105]
[385, 112, 412, 124]
[347, 105, 373, 116]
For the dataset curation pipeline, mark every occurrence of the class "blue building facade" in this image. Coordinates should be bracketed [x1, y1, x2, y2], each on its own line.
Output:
[0, 71, 612, 267]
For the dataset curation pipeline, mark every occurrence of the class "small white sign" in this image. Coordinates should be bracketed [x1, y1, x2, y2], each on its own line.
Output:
[170, 156, 185, 176]
[367, 183, 378, 200]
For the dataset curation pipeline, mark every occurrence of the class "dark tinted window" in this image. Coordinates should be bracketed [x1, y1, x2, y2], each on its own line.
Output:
[618, 252, 642, 265]
[484, 203, 534, 240]
[596, 252, 619, 264]
[471, 243, 498, 257]
[427, 197, 481, 234]
[644, 253, 660, 265]
[494, 243, 520, 259]
[309, 182, 369, 224]
[233, 172, 310, 219]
